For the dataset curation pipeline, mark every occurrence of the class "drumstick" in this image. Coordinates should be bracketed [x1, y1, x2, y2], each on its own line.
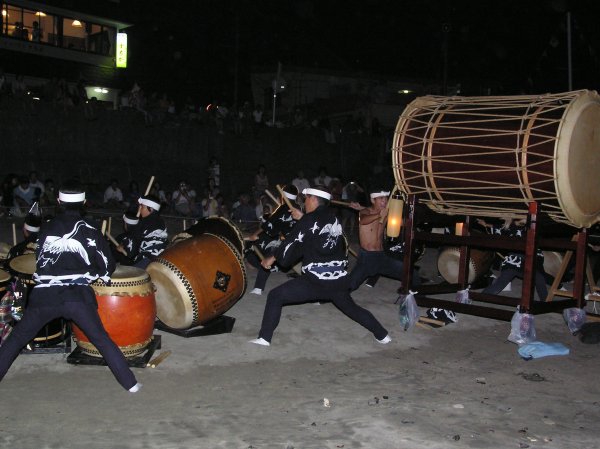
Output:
[106, 231, 119, 247]
[348, 247, 358, 258]
[147, 350, 172, 368]
[101, 219, 107, 236]
[264, 189, 279, 205]
[136, 175, 156, 218]
[251, 245, 265, 260]
[12, 223, 17, 246]
[330, 199, 353, 208]
[106, 231, 127, 255]
[107, 216, 112, 235]
[143, 175, 155, 197]
[276, 184, 294, 210]
[183, 219, 187, 231]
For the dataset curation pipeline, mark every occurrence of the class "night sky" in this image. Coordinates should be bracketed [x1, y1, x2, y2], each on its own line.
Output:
[119, 0, 600, 104]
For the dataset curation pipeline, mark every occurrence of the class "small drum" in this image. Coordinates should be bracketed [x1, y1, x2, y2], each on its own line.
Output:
[542, 251, 564, 279]
[72, 266, 156, 358]
[392, 90, 600, 228]
[8, 253, 68, 347]
[8, 254, 36, 285]
[170, 216, 245, 255]
[437, 247, 495, 284]
[0, 242, 11, 267]
[0, 269, 10, 293]
[147, 233, 247, 329]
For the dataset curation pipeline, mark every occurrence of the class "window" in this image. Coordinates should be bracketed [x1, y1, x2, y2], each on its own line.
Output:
[1, 2, 116, 56]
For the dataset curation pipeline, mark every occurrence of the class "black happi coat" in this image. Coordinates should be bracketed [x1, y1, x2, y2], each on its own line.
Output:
[274, 205, 347, 288]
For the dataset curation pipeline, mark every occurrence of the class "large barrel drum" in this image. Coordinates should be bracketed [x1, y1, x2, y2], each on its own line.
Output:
[72, 266, 156, 358]
[147, 233, 247, 329]
[392, 90, 600, 228]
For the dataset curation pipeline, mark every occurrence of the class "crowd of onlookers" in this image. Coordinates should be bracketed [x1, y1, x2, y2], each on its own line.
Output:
[1, 68, 386, 145]
[0, 162, 373, 238]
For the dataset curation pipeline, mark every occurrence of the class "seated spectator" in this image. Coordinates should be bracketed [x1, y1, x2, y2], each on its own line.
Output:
[254, 164, 269, 200]
[215, 193, 229, 218]
[12, 177, 36, 217]
[39, 179, 58, 209]
[314, 166, 332, 188]
[231, 193, 257, 230]
[149, 182, 169, 212]
[104, 179, 124, 207]
[124, 181, 140, 211]
[200, 188, 218, 218]
[28, 171, 44, 195]
[291, 170, 311, 193]
[171, 180, 197, 216]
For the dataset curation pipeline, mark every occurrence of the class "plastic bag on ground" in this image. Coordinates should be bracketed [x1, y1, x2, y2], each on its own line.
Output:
[456, 287, 471, 304]
[508, 309, 536, 345]
[398, 291, 419, 331]
[563, 307, 586, 334]
[518, 341, 569, 360]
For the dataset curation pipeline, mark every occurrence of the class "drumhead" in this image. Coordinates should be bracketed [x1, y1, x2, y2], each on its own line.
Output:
[92, 265, 152, 296]
[178, 217, 245, 255]
[9, 253, 36, 277]
[0, 268, 10, 283]
[555, 90, 600, 227]
[542, 251, 563, 279]
[437, 247, 493, 284]
[148, 233, 246, 329]
[0, 242, 11, 260]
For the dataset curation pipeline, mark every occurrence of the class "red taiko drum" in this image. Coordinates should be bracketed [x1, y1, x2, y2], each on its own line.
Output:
[392, 90, 600, 228]
[72, 265, 156, 358]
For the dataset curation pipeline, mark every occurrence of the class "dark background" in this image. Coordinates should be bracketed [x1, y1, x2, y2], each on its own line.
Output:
[115, 0, 600, 104]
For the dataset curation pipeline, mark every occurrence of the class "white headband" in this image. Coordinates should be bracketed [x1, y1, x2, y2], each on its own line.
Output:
[123, 214, 139, 225]
[59, 191, 86, 202]
[370, 191, 390, 199]
[302, 188, 331, 200]
[24, 223, 40, 232]
[138, 197, 161, 211]
[283, 192, 297, 200]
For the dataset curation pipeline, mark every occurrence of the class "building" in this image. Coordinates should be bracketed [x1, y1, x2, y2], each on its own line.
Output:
[0, 0, 131, 105]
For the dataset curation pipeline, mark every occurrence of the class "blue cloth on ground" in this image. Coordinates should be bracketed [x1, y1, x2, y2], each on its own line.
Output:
[518, 341, 570, 360]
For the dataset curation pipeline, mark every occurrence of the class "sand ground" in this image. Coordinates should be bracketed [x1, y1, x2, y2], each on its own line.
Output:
[0, 219, 599, 449]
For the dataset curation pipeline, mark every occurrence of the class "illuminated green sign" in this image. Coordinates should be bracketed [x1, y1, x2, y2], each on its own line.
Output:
[116, 33, 127, 68]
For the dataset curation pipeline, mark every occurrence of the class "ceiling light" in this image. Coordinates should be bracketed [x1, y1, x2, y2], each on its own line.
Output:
[37, 12, 46, 17]
[72, 20, 83, 27]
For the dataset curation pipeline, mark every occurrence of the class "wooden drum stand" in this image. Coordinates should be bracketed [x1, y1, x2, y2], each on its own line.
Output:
[399, 195, 588, 321]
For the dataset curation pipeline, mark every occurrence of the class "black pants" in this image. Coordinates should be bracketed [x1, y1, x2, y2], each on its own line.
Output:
[482, 268, 548, 301]
[258, 275, 388, 343]
[348, 249, 420, 291]
[0, 285, 137, 390]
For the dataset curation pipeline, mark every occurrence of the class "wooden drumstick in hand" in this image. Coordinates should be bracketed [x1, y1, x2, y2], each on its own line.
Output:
[276, 184, 294, 210]
[137, 175, 156, 218]
[264, 189, 280, 205]
[107, 231, 128, 256]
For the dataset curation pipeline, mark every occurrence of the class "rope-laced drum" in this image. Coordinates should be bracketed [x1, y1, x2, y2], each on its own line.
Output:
[392, 90, 600, 228]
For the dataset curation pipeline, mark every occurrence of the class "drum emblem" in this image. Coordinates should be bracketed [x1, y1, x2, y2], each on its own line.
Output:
[213, 271, 231, 292]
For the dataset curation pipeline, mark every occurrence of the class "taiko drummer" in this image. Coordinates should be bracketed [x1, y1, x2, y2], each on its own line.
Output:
[0, 183, 142, 393]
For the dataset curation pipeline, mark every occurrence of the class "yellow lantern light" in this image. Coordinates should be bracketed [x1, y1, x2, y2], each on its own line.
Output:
[386, 193, 404, 238]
